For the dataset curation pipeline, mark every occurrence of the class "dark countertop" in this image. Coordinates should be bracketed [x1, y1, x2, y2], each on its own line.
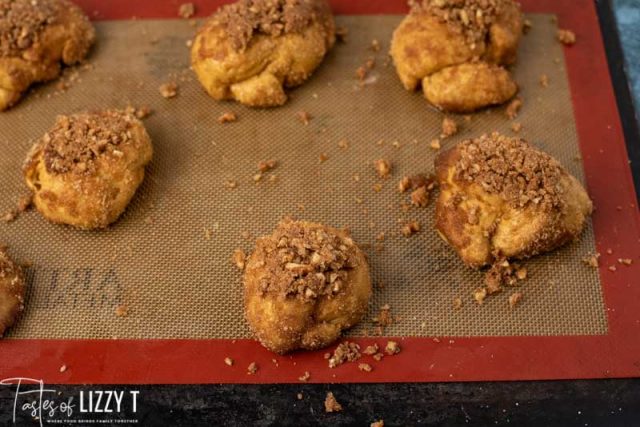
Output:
[614, 0, 640, 121]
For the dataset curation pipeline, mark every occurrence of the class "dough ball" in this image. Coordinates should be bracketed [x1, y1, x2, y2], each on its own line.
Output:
[0, 247, 26, 337]
[390, 0, 522, 112]
[435, 132, 592, 268]
[0, 0, 95, 110]
[23, 109, 153, 230]
[244, 219, 372, 354]
[191, 0, 335, 107]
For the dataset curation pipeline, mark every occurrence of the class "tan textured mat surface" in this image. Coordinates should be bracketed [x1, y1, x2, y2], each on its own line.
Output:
[0, 15, 607, 339]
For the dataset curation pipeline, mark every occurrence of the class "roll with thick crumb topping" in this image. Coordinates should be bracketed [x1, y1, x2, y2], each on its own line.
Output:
[23, 109, 153, 229]
[0, 0, 95, 110]
[391, 0, 522, 112]
[435, 132, 592, 267]
[244, 219, 372, 354]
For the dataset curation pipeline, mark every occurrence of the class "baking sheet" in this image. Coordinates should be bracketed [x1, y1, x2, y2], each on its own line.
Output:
[0, 14, 607, 340]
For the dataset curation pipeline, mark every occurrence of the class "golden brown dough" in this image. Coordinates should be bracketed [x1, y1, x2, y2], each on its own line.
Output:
[0, 247, 25, 337]
[0, 0, 95, 110]
[244, 219, 372, 354]
[434, 133, 592, 268]
[23, 109, 153, 230]
[191, 0, 335, 108]
[390, 0, 523, 112]
[423, 62, 517, 113]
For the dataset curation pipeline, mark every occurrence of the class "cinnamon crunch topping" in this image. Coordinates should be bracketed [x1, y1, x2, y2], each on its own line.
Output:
[38, 110, 138, 175]
[409, 0, 516, 48]
[253, 220, 359, 302]
[217, 0, 326, 51]
[454, 132, 564, 211]
[0, 0, 60, 57]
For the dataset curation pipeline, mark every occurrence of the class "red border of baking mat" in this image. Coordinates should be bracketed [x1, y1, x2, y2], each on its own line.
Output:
[1, 0, 638, 384]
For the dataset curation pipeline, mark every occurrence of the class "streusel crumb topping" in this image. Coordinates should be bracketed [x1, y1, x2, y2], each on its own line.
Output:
[39, 110, 138, 175]
[454, 132, 564, 211]
[253, 220, 359, 302]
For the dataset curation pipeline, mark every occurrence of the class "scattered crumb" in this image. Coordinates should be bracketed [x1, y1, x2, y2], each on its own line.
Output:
[324, 392, 343, 413]
[298, 371, 311, 382]
[609, 265, 617, 272]
[453, 297, 463, 309]
[296, 111, 311, 125]
[126, 104, 152, 119]
[401, 220, 421, 237]
[199, 226, 213, 241]
[358, 363, 373, 372]
[374, 159, 391, 179]
[328, 341, 361, 368]
[410, 186, 429, 207]
[523, 19, 532, 33]
[115, 304, 129, 317]
[430, 139, 441, 150]
[1, 209, 17, 223]
[384, 341, 401, 355]
[363, 344, 379, 355]
[159, 82, 178, 98]
[516, 267, 527, 280]
[618, 258, 633, 266]
[224, 357, 234, 366]
[356, 65, 368, 81]
[371, 421, 384, 427]
[508, 292, 523, 308]
[374, 304, 394, 330]
[135, 105, 152, 119]
[473, 288, 487, 305]
[258, 159, 277, 173]
[218, 112, 237, 124]
[232, 249, 246, 271]
[506, 97, 522, 119]
[17, 195, 32, 212]
[247, 362, 258, 375]
[441, 117, 458, 138]
[297, 393, 304, 400]
[398, 177, 411, 193]
[373, 183, 383, 192]
[484, 258, 521, 294]
[539, 74, 549, 87]
[225, 180, 238, 189]
[373, 353, 384, 361]
[319, 153, 329, 163]
[582, 253, 600, 268]
[371, 39, 381, 52]
[510, 122, 522, 133]
[59, 365, 67, 373]
[557, 29, 576, 46]
[338, 139, 349, 149]
[178, 3, 195, 19]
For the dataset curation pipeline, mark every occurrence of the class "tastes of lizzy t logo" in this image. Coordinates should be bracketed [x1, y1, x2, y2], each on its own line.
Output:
[0, 378, 140, 425]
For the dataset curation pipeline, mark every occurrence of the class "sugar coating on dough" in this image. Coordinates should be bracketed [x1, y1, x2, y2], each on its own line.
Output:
[391, 0, 522, 112]
[244, 220, 372, 354]
[23, 110, 153, 229]
[435, 133, 593, 267]
[0, 0, 95, 110]
[191, 0, 335, 107]
[0, 247, 25, 337]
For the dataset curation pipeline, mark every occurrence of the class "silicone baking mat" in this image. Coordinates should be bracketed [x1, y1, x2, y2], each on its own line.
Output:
[0, 0, 638, 384]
